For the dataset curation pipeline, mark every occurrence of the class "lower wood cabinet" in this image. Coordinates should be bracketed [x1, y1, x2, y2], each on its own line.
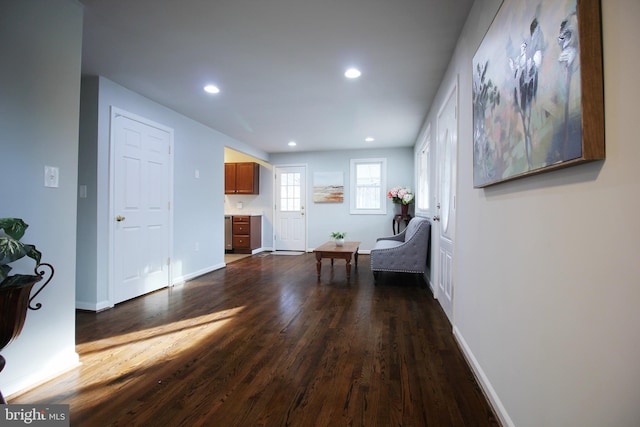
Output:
[232, 215, 261, 254]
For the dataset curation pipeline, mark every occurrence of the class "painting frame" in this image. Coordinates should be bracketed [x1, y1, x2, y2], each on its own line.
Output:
[472, 0, 604, 188]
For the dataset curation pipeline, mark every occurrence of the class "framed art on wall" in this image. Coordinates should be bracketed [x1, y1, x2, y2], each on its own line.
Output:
[472, 0, 604, 187]
[313, 172, 344, 203]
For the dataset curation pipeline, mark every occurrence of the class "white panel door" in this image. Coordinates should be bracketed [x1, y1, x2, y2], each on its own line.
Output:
[113, 113, 172, 304]
[274, 166, 306, 251]
[435, 80, 458, 323]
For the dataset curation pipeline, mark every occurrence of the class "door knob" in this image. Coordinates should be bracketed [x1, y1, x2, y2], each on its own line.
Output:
[432, 215, 440, 222]
[116, 215, 126, 222]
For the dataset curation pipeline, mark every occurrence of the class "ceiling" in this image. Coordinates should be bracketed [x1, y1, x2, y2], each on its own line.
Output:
[79, 0, 474, 154]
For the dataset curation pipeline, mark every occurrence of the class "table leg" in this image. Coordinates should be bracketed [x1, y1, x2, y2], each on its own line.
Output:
[354, 248, 359, 268]
[315, 252, 322, 279]
[345, 254, 352, 280]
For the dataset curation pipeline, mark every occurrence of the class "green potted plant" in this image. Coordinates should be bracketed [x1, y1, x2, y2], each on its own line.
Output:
[0, 218, 54, 404]
[330, 231, 347, 247]
[1, 218, 43, 288]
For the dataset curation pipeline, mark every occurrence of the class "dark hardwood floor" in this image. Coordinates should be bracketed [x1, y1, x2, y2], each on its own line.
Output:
[12, 253, 498, 426]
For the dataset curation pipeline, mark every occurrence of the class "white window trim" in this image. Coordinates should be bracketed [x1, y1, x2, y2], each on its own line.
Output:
[350, 158, 387, 215]
[415, 124, 431, 217]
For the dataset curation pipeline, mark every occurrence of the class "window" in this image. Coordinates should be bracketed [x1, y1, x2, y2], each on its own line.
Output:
[416, 126, 431, 213]
[350, 158, 387, 215]
[279, 172, 301, 211]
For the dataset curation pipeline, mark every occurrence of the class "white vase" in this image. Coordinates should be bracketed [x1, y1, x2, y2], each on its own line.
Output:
[335, 238, 344, 247]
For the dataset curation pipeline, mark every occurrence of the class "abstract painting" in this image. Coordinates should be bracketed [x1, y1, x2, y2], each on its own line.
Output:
[472, 0, 604, 187]
[313, 172, 344, 203]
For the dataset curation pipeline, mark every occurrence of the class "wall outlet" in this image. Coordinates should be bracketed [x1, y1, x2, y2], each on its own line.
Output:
[44, 165, 59, 188]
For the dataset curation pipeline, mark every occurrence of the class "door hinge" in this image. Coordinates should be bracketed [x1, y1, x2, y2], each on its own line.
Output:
[168, 145, 171, 155]
[167, 257, 171, 265]
[168, 201, 171, 210]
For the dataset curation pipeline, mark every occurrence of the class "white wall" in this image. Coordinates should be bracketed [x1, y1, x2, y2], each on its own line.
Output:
[76, 76, 270, 310]
[0, 0, 82, 397]
[270, 147, 415, 251]
[422, 0, 640, 425]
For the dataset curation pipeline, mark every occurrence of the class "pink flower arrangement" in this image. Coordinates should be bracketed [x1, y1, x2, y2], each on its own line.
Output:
[387, 186, 414, 205]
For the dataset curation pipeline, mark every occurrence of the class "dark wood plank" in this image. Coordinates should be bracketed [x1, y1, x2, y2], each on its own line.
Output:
[11, 253, 499, 426]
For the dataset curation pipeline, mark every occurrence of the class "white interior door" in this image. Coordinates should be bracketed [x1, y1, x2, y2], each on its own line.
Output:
[435, 80, 458, 323]
[112, 110, 172, 304]
[274, 165, 306, 251]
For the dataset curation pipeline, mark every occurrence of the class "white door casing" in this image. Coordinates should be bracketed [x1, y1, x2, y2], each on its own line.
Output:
[435, 79, 458, 323]
[274, 165, 306, 251]
[415, 125, 436, 296]
[111, 108, 173, 304]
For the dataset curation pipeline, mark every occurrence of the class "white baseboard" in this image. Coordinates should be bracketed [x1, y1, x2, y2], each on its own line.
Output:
[5, 349, 80, 399]
[75, 264, 227, 312]
[427, 276, 436, 298]
[76, 299, 112, 312]
[173, 263, 226, 284]
[453, 326, 514, 427]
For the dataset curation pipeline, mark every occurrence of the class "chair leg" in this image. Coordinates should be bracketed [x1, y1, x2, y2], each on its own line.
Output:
[373, 271, 379, 282]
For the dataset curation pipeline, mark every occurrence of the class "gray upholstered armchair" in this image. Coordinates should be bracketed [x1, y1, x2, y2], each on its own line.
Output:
[370, 217, 431, 279]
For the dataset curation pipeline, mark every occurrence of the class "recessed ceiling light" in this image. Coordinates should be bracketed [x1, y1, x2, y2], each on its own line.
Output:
[344, 68, 361, 79]
[365, 137, 375, 142]
[204, 84, 220, 94]
[288, 141, 297, 147]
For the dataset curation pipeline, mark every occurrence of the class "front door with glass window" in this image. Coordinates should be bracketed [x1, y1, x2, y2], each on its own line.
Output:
[274, 165, 306, 251]
[435, 80, 457, 323]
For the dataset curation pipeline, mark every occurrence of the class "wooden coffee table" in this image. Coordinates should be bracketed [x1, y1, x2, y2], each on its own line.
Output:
[313, 241, 360, 280]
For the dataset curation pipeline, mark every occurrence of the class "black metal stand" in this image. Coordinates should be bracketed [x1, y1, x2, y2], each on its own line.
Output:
[0, 263, 54, 404]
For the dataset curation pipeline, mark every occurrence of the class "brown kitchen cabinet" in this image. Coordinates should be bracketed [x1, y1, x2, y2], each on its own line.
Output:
[232, 215, 262, 254]
[225, 162, 260, 194]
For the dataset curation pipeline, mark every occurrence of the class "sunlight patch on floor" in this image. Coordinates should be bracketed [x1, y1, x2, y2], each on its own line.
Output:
[71, 306, 246, 402]
[224, 253, 252, 264]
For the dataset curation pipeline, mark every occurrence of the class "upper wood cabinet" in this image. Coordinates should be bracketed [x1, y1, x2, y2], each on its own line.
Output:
[224, 163, 237, 193]
[225, 162, 260, 194]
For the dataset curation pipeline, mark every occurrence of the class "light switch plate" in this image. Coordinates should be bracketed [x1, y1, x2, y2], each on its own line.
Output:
[44, 165, 59, 188]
